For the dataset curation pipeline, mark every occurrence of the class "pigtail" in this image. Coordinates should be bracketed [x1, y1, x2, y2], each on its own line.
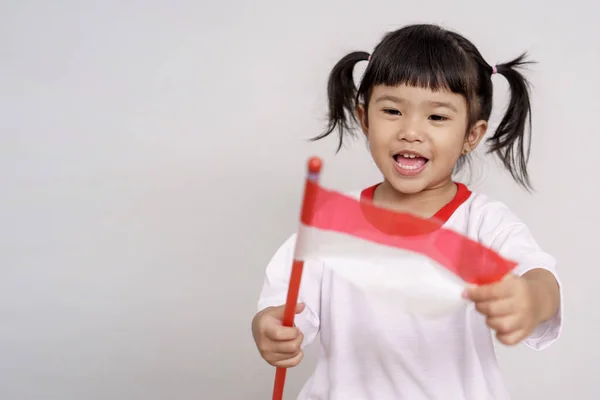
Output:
[487, 53, 536, 190]
[312, 51, 370, 151]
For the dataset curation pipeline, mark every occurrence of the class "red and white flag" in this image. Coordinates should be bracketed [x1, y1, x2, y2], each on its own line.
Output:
[295, 178, 517, 316]
[271, 157, 517, 400]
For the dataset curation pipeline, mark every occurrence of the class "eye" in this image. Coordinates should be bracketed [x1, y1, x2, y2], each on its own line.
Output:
[383, 108, 401, 116]
[429, 114, 448, 122]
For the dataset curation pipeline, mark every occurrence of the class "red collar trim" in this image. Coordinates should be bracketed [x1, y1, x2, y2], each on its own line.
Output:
[358, 182, 471, 235]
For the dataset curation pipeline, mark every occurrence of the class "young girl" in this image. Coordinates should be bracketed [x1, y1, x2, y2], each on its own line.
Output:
[251, 23, 562, 399]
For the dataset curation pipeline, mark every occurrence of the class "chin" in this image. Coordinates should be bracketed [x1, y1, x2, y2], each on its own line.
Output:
[387, 177, 430, 195]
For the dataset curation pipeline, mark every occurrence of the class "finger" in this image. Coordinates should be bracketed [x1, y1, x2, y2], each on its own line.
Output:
[272, 350, 304, 368]
[486, 314, 521, 334]
[265, 348, 302, 363]
[496, 329, 526, 346]
[273, 331, 304, 354]
[474, 298, 516, 317]
[264, 323, 300, 341]
[258, 332, 302, 359]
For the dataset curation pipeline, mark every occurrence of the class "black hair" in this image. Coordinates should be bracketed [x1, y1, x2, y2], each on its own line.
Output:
[312, 23, 535, 190]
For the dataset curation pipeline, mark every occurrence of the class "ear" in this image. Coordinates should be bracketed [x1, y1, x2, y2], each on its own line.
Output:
[463, 120, 488, 154]
[356, 104, 369, 137]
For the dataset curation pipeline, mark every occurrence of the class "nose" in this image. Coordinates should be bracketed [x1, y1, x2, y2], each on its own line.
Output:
[398, 117, 424, 143]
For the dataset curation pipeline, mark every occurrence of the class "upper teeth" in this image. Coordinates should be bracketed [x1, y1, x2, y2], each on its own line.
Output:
[401, 153, 416, 158]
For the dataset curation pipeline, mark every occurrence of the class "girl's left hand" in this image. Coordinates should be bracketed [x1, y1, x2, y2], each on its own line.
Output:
[463, 274, 544, 346]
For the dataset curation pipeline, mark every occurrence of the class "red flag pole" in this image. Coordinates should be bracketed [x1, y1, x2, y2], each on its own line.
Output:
[271, 156, 323, 400]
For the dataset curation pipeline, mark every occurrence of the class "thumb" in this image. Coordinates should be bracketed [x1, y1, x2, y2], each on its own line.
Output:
[295, 302, 306, 314]
[269, 302, 305, 319]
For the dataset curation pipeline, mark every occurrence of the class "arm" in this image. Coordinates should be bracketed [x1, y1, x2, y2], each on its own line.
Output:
[522, 268, 561, 326]
[468, 206, 563, 350]
[494, 222, 562, 350]
[255, 233, 323, 348]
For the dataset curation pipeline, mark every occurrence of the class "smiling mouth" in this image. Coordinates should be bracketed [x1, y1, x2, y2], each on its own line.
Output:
[393, 152, 429, 169]
[393, 152, 429, 176]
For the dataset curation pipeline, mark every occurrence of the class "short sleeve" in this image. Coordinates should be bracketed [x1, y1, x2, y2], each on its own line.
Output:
[487, 217, 563, 351]
[256, 233, 323, 347]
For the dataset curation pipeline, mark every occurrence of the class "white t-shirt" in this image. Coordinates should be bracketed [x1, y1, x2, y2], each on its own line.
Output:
[256, 183, 562, 400]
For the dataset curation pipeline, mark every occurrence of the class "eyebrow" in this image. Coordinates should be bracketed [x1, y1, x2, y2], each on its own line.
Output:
[374, 95, 405, 104]
[427, 101, 458, 113]
[373, 95, 459, 113]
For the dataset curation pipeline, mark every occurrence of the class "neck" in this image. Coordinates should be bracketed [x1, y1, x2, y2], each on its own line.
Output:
[372, 178, 458, 219]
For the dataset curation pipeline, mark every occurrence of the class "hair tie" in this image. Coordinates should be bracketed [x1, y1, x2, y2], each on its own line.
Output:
[492, 65, 497, 74]
[367, 55, 371, 61]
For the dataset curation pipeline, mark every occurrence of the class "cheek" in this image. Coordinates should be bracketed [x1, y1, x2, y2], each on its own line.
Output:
[365, 127, 394, 169]
[366, 119, 390, 146]
[431, 129, 466, 163]
[367, 133, 387, 158]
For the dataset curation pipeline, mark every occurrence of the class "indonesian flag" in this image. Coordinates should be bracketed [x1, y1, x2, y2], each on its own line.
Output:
[295, 178, 517, 317]
[271, 157, 517, 400]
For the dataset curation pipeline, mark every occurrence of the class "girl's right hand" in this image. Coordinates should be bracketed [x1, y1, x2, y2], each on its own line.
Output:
[251, 303, 306, 368]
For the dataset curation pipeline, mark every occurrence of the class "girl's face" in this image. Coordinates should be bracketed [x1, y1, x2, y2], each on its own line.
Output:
[358, 84, 487, 196]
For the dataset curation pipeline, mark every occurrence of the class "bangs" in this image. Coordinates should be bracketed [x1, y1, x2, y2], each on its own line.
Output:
[365, 27, 476, 96]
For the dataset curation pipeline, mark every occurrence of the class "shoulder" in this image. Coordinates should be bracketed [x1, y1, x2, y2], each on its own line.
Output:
[454, 187, 556, 269]
[463, 190, 525, 228]
[449, 187, 530, 247]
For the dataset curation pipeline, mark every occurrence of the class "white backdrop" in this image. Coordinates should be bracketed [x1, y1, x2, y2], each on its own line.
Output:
[1, 1, 597, 399]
